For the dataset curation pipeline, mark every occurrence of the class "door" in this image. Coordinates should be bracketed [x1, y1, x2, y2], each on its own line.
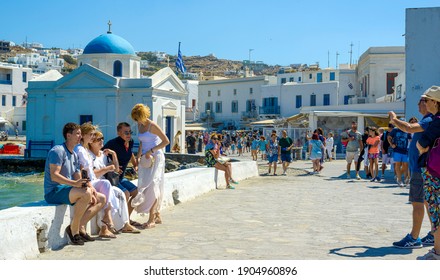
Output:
[165, 116, 172, 152]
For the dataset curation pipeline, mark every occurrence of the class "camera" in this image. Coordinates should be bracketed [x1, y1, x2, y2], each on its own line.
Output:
[81, 169, 89, 188]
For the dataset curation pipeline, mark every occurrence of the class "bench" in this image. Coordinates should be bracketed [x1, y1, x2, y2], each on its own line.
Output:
[25, 140, 54, 158]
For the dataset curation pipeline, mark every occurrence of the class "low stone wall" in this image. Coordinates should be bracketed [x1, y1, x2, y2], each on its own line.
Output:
[0, 160, 258, 260]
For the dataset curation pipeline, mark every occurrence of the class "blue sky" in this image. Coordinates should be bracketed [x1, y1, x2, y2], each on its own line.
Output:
[2, 0, 439, 67]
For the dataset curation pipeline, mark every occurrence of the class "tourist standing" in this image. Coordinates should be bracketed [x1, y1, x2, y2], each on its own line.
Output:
[380, 124, 395, 180]
[325, 132, 334, 161]
[388, 123, 410, 187]
[259, 135, 267, 160]
[171, 130, 181, 153]
[341, 121, 363, 180]
[416, 86, 440, 259]
[186, 131, 196, 154]
[389, 95, 433, 249]
[279, 130, 294, 176]
[103, 122, 140, 227]
[131, 103, 170, 229]
[44, 122, 105, 245]
[366, 127, 381, 182]
[308, 133, 324, 174]
[267, 133, 280, 175]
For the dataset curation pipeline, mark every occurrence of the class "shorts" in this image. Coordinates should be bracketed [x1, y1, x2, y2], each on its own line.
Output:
[44, 185, 73, 205]
[260, 150, 266, 155]
[382, 153, 394, 165]
[117, 178, 138, 193]
[268, 154, 278, 163]
[409, 172, 424, 203]
[346, 151, 360, 163]
[281, 153, 292, 163]
[368, 153, 379, 159]
[393, 152, 409, 163]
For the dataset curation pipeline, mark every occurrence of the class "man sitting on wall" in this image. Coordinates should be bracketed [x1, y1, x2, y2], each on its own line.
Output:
[44, 122, 105, 245]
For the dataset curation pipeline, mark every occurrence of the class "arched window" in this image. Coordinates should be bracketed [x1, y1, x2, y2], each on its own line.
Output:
[113, 60, 122, 77]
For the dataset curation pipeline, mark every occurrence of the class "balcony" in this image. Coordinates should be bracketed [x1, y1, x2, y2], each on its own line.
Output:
[200, 111, 215, 122]
[0, 80, 12, 85]
[259, 106, 280, 115]
[241, 111, 258, 120]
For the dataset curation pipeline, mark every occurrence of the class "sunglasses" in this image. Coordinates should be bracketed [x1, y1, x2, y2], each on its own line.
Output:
[94, 137, 104, 142]
[123, 131, 133, 135]
[212, 138, 218, 140]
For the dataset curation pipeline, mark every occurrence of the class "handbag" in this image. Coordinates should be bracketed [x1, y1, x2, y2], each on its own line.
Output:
[104, 171, 120, 186]
[217, 156, 230, 164]
[139, 154, 155, 168]
[427, 137, 440, 177]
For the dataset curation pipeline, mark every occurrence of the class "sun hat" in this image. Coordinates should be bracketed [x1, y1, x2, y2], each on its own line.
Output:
[421, 86, 440, 102]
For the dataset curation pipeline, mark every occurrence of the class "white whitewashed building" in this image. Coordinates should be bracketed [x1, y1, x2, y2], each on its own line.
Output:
[0, 63, 33, 133]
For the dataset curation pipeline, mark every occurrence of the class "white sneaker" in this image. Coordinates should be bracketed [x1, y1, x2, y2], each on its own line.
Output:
[417, 249, 440, 260]
[397, 180, 404, 188]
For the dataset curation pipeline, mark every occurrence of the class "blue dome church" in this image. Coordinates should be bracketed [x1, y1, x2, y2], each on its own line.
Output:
[26, 22, 187, 157]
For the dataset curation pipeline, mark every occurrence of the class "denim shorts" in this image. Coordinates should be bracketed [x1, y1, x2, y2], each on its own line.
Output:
[117, 178, 137, 193]
[281, 153, 292, 163]
[393, 152, 409, 163]
[268, 154, 278, 163]
[44, 185, 73, 205]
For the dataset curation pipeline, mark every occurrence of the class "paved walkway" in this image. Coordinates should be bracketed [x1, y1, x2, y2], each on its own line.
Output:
[34, 155, 432, 260]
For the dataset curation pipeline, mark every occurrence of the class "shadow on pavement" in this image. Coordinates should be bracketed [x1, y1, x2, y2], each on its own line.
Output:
[329, 245, 413, 258]
[368, 185, 399, 189]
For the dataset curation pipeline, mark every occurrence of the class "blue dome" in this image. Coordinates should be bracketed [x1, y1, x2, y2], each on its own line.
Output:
[83, 33, 135, 55]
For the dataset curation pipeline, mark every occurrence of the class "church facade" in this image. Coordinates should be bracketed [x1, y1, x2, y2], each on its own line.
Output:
[26, 28, 186, 156]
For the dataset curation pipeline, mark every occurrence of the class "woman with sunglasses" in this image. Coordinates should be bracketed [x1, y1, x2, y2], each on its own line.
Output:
[131, 104, 170, 229]
[89, 131, 141, 234]
[205, 133, 238, 189]
[74, 122, 119, 239]
[416, 86, 440, 260]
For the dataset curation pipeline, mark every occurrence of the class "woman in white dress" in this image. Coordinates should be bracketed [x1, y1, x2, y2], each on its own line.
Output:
[130, 104, 170, 229]
[89, 131, 140, 234]
[74, 122, 118, 238]
[325, 132, 334, 161]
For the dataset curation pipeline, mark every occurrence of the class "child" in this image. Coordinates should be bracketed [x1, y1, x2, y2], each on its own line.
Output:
[366, 127, 381, 182]
[308, 133, 324, 174]
[231, 141, 236, 155]
[259, 136, 267, 160]
[251, 135, 259, 161]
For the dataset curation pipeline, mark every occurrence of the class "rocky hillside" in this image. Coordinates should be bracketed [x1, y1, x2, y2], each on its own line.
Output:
[1, 48, 281, 78]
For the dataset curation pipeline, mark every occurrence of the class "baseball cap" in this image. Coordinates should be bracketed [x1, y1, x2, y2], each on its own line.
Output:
[421, 86, 440, 102]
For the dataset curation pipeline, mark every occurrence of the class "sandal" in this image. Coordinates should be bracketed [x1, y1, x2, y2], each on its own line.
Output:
[141, 222, 156, 229]
[154, 213, 162, 224]
[130, 220, 143, 227]
[101, 220, 120, 235]
[227, 185, 235, 189]
[121, 226, 141, 234]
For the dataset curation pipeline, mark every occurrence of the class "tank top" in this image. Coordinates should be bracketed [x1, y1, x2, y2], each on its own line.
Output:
[138, 122, 161, 154]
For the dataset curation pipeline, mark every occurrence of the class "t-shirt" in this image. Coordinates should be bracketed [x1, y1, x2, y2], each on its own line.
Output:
[103, 136, 134, 178]
[345, 130, 362, 152]
[366, 136, 380, 154]
[279, 137, 293, 155]
[381, 130, 391, 153]
[259, 140, 267, 151]
[389, 128, 410, 155]
[44, 144, 80, 195]
[409, 114, 432, 172]
[251, 139, 259, 150]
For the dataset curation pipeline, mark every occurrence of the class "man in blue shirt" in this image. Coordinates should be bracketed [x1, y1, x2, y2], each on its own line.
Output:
[389, 96, 433, 249]
[44, 122, 105, 245]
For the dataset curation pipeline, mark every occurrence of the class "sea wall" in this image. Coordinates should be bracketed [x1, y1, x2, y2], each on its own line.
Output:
[0, 160, 258, 260]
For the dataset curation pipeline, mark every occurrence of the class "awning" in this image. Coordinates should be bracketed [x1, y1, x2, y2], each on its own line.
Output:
[184, 126, 207, 131]
[249, 119, 274, 126]
[286, 113, 305, 122]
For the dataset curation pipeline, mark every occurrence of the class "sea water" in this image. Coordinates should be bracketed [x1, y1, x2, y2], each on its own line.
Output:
[0, 173, 44, 210]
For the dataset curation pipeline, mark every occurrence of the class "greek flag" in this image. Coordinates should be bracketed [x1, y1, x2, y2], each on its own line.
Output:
[175, 42, 186, 74]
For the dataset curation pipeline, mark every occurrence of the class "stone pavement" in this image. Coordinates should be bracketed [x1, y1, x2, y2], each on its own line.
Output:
[34, 154, 432, 260]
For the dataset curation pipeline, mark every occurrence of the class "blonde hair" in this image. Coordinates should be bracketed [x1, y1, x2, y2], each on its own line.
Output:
[89, 130, 104, 149]
[131, 103, 151, 123]
[80, 122, 97, 136]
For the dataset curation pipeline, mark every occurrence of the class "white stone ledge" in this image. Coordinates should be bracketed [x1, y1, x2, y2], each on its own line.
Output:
[0, 160, 258, 259]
